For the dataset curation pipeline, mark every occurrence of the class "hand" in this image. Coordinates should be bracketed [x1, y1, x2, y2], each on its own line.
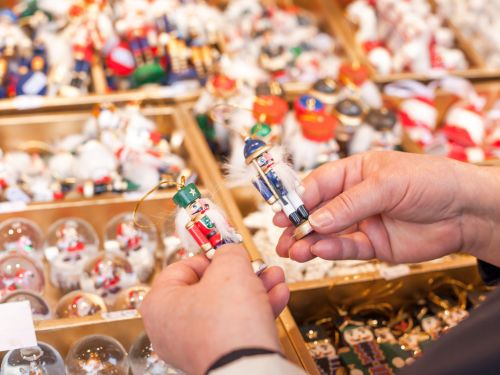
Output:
[274, 151, 500, 266]
[140, 244, 290, 375]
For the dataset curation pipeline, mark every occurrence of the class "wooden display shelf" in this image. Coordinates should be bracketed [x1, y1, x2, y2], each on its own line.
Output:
[325, 0, 500, 83]
[280, 257, 482, 375]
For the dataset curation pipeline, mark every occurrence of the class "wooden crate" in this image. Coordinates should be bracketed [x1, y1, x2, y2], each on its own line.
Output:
[325, 0, 500, 83]
[280, 259, 481, 374]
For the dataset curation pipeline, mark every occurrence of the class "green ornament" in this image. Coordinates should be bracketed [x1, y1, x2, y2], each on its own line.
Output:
[132, 63, 165, 87]
[173, 183, 201, 208]
[290, 46, 302, 59]
[250, 122, 272, 138]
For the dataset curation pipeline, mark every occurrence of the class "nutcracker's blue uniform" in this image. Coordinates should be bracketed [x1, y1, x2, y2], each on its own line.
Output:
[244, 138, 309, 226]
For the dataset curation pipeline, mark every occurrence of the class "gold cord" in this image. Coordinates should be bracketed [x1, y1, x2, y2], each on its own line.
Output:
[133, 176, 186, 229]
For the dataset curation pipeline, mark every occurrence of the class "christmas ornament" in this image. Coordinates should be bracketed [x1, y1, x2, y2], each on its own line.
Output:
[300, 323, 346, 375]
[0, 253, 44, 298]
[113, 285, 150, 311]
[104, 212, 157, 282]
[1, 342, 65, 375]
[65, 335, 129, 375]
[80, 253, 139, 305]
[333, 97, 366, 156]
[0, 218, 44, 260]
[1, 290, 51, 320]
[172, 181, 242, 260]
[45, 218, 99, 291]
[129, 332, 184, 375]
[56, 290, 107, 319]
[337, 319, 411, 374]
[285, 95, 339, 171]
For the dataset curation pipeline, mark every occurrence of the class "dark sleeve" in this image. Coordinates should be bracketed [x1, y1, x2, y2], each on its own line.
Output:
[400, 285, 500, 375]
[477, 260, 500, 285]
[205, 348, 284, 375]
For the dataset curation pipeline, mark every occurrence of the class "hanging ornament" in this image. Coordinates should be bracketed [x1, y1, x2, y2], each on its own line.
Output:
[0, 253, 45, 298]
[1, 290, 51, 320]
[1, 342, 65, 375]
[113, 285, 151, 311]
[0, 218, 44, 260]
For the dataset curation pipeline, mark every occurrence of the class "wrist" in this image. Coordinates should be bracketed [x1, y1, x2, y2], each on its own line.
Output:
[456, 163, 500, 265]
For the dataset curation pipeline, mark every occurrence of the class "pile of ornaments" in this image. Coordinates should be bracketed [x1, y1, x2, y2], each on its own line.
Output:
[394, 78, 500, 163]
[0, 102, 188, 203]
[436, 0, 500, 69]
[346, 0, 468, 75]
[0, 213, 193, 321]
[1, 332, 183, 374]
[2, 0, 343, 99]
[244, 204, 379, 282]
[196, 63, 402, 174]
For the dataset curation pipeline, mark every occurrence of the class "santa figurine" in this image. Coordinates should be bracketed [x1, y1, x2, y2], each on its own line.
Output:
[104, 213, 156, 283]
[398, 95, 438, 148]
[440, 102, 486, 163]
[80, 253, 138, 305]
[46, 219, 98, 292]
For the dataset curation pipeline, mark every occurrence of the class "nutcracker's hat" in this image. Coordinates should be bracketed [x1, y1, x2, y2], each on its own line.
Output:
[173, 183, 201, 208]
[244, 138, 271, 164]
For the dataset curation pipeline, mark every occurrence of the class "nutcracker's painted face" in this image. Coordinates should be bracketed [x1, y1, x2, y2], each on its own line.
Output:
[310, 342, 336, 359]
[256, 152, 274, 168]
[343, 326, 374, 346]
[187, 200, 203, 216]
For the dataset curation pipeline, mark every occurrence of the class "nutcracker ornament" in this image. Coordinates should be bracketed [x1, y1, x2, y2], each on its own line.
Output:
[45, 218, 99, 291]
[56, 290, 107, 318]
[337, 320, 411, 374]
[300, 323, 346, 375]
[333, 97, 366, 156]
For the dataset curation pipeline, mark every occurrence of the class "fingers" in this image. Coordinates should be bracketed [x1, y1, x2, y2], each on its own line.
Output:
[153, 254, 210, 288]
[268, 283, 290, 317]
[309, 177, 388, 234]
[273, 156, 365, 228]
[206, 243, 254, 279]
[259, 266, 286, 291]
[310, 231, 376, 260]
[276, 226, 296, 257]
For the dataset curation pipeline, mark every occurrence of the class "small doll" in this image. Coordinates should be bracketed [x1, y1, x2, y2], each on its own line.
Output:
[173, 181, 242, 259]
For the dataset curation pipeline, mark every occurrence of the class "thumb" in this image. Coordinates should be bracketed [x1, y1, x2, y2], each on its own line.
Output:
[206, 243, 255, 278]
[308, 177, 387, 234]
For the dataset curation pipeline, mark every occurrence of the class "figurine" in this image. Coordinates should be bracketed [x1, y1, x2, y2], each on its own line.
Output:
[173, 182, 242, 259]
[80, 253, 139, 305]
[285, 95, 339, 171]
[104, 212, 157, 282]
[0, 218, 44, 260]
[0, 253, 45, 298]
[333, 97, 366, 156]
[234, 136, 312, 240]
[338, 320, 411, 374]
[45, 218, 99, 291]
[113, 285, 151, 311]
[56, 290, 107, 318]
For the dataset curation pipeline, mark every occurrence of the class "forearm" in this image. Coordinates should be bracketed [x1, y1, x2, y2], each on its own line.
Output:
[456, 162, 500, 266]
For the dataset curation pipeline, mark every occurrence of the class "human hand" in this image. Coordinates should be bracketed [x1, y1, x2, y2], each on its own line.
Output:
[140, 244, 289, 375]
[275, 151, 500, 266]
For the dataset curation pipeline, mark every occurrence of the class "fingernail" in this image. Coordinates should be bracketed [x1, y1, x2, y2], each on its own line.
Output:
[309, 209, 333, 228]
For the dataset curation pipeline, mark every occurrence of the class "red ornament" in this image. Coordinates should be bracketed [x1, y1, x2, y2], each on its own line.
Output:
[106, 43, 135, 76]
[339, 62, 370, 87]
[299, 113, 337, 142]
[253, 95, 288, 125]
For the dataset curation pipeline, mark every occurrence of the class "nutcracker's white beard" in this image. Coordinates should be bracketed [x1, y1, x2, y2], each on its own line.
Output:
[224, 145, 302, 197]
[174, 199, 242, 254]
